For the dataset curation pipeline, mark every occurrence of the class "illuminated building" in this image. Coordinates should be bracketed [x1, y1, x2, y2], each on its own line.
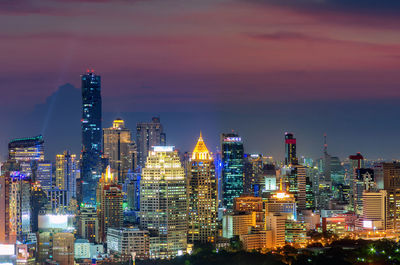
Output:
[187, 133, 218, 244]
[136, 117, 166, 168]
[31, 182, 48, 233]
[140, 146, 186, 259]
[53, 232, 75, 265]
[96, 166, 123, 242]
[240, 230, 273, 251]
[382, 162, 400, 231]
[81, 71, 102, 206]
[47, 189, 69, 214]
[56, 151, 77, 204]
[107, 227, 150, 260]
[74, 239, 104, 259]
[0, 172, 32, 243]
[221, 133, 244, 210]
[243, 154, 263, 196]
[284, 132, 297, 166]
[78, 207, 99, 243]
[322, 217, 347, 236]
[264, 182, 296, 220]
[8, 135, 44, 176]
[362, 190, 387, 231]
[234, 195, 263, 212]
[353, 168, 376, 215]
[285, 220, 308, 245]
[285, 165, 307, 211]
[265, 213, 286, 248]
[103, 118, 136, 183]
[222, 212, 256, 238]
[36, 161, 52, 193]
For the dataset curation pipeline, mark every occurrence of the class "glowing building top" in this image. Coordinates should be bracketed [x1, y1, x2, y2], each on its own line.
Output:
[112, 118, 125, 129]
[100, 165, 115, 184]
[192, 132, 212, 160]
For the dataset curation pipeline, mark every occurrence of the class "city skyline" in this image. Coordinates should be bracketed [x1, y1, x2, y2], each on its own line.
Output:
[1, 0, 400, 160]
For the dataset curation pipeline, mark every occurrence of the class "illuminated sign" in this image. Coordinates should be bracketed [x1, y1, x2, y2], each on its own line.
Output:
[363, 220, 373, 229]
[0, 244, 15, 255]
[224, 137, 241, 142]
[153, 146, 174, 152]
[285, 139, 296, 144]
[38, 214, 74, 230]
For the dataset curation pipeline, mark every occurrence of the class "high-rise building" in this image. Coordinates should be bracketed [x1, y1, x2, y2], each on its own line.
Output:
[107, 227, 150, 260]
[8, 135, 44, 176]
[187, 133, 218, 244]
[362, 190, 387, 231]
[56, 151, 77, 204]
[31, 182, 48, 233]
[103, 118, 136, 183]
[140, 146, 186, 259]
[81, 71, 102, 205]
[96, 166, 123, 242]
[284, 132, 297, 166]
[78, 207, 99, 243]
[221, 133, 244, 210]
[381, 162, 400, 231]
[265, 213, 286, 248]
[0, 172, 31, 244]
[136, 117, 166, 168]
[36, 161, 52, 193]
[53, 232, 75, 265]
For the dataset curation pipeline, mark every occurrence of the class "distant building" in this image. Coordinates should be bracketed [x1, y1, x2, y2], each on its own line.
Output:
[362, 190, 387, 231]
[81, 71, 102, 206]
[56, 151, 77, 204]
[78, 207, 99, 243]
[187, 133, 218, 244]
[107, 227, 150, 260]
[136, 117, 166, 168]
[240, 230, 273, 251]
[53, 232, 75, 265]
[96, 166, 123, 242]
[284, 132, 297, 166]
[74, 239, 104, 259]
[265, 213, 286, 248]
[103, 118, 136, 183]
[36, 161, 52, 193]
[140, 146, 186, 259]
[381, 162, 400, 231]
[221, 133, 244, 210]
[222, 212, 256, 238]
[8, 135, 44, 176]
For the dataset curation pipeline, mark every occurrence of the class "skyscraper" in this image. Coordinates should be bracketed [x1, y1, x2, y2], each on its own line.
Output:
[140, 146, 186, 258]
[8, 135, 44, 176]
[136, 117, 166, 168]
[103, 118, 136, 183]
[97, 166, 123, 242]
[56, 151, 78, 204]
[187, 133, 218, 244]
[36, 161, 53, 193]
[284, 132, 297, 166]
[221, 133, 244, 210]
[81, 71, 102, 205]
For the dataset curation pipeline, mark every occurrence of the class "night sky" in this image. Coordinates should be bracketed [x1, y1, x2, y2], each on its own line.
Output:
[1, 0, 400, 161]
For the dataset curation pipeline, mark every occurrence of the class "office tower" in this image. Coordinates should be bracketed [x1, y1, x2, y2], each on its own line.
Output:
[349, 152, 365, 170]
[264, 183, 297, 220]
[36, 161, 52, 193]
[381, 162, 400, 231]
[103, 118, 136, 183]
[107, 227, 150, 260]
[78, 207, 99, 243]
[136, 117, 166, 168]
[353, 168, 376, 215]
[187, 133, 218, 244]
[31, 182, 48, 233]
[362, 190, 387, 231]
[8, 135, 44, 176]
[233, 195, 264, 229]
[243, 154, 263, 195]
[284, 132, 297, 166]
[53, 232, 75, 265]
[265, 213, 286, 248]
[97, 166, 123, 242]
[81, 71, 102, 205]
[47, 189, 69, 214]
[56, 151, 77, 204]
[284, 165, 306, 211]
[221, 133, 244, 210]
[222, 212, 256, 238]
[285, 219, 308, 246]
[140, 146, 186, 259]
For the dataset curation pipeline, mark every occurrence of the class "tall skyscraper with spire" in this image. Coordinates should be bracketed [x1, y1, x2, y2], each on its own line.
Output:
[187, 133, 218, 243]
[81, 70, 102, 205]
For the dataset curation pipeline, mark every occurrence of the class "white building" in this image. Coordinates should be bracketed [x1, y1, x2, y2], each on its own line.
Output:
[107, 227, 149, 260]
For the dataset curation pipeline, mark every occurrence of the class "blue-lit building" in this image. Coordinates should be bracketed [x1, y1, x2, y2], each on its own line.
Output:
[80, 71, 102, 206]
[221, 133, 244, 210]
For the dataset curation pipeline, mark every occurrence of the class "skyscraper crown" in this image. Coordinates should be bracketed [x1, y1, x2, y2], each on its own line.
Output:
[192, 132, 212, 160]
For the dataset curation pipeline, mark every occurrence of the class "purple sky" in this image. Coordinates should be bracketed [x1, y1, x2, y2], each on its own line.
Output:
[1, 0, 400, 161]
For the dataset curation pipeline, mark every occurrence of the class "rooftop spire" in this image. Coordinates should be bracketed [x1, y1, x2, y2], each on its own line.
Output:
[192, 132, 211, 160]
